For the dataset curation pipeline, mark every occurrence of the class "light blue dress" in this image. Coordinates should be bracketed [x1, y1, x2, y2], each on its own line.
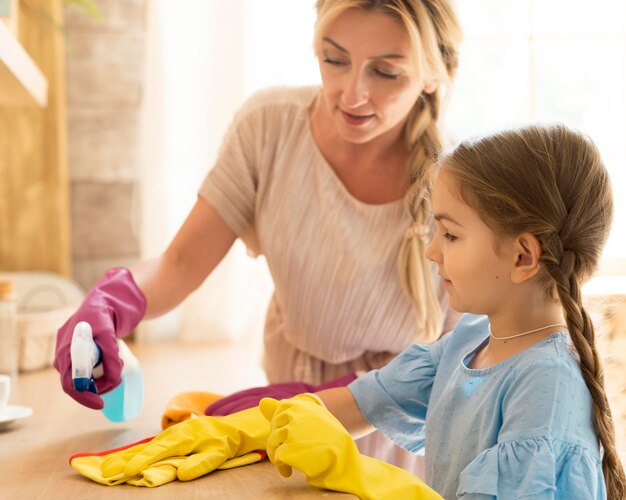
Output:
[348, 314, 606, 499]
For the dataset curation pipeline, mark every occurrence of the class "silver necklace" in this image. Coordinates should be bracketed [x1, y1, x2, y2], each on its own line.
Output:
[489, 322, 567, 342]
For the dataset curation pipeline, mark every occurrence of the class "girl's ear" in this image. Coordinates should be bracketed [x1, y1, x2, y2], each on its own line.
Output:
[511, 233, 542, 283]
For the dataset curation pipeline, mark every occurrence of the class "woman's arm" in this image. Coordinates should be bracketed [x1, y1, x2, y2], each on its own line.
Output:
[316, 387, 375, 439]
[131, 196, 237, 318]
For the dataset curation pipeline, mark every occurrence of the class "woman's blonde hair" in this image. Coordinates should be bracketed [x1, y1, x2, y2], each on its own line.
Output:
[439, 123, 625, 499]
[314, 0, 463, 341]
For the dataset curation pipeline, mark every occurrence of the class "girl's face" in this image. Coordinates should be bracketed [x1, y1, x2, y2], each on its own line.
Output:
[425, 170, 518, 315]
[317, 8, 434, 145]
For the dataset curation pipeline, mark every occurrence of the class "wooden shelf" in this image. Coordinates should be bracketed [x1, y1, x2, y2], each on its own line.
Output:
[0, 0, 68, 275]
[0, 18, 47, 107]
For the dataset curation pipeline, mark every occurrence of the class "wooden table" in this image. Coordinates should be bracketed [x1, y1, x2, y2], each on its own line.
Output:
[0, 340, 355, 499]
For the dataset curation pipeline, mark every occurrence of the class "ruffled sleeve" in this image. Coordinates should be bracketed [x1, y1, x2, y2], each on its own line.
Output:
[348, 335, 451, 453]
[456, 436, 605, 499]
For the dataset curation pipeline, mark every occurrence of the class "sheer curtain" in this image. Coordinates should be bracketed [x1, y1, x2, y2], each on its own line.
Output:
[138, 0, 625, 344]
[138, 1, 318, 344]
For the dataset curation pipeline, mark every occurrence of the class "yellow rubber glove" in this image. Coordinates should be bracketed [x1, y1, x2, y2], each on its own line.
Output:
[98, 406, 270, 481]
[260, 395, 443, 500]
[70, 436, 265, 487]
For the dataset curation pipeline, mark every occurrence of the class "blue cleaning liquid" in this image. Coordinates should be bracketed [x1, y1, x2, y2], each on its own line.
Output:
[71, 322, 144, 422]
[100, 338, 144, 422]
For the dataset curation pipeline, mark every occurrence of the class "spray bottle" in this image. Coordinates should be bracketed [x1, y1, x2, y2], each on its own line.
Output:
[70, 321, 144, 422]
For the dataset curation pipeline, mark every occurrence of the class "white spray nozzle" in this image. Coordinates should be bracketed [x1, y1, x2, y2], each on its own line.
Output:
[70, 321, 102, 393]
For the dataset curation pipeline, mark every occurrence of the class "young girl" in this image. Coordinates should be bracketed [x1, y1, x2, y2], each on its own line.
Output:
[262, 123, 626, 498]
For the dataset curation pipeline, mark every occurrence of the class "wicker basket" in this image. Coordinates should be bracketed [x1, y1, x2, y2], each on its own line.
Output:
[0, 271, 85, 372]
[17, 306, 77, 372]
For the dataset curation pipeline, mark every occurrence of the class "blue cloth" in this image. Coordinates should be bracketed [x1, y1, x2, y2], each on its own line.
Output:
[348, 314, 605, 499]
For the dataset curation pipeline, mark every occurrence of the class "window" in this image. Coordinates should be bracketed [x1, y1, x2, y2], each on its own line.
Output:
[447, 0, 626, 273]
[242, 0, 626, 272]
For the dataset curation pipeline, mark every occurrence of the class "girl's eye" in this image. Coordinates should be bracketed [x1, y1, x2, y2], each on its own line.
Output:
[374, 69, 399, 80]
[444, 232, 457, 242]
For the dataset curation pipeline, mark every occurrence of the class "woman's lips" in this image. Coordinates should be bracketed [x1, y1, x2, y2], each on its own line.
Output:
[340, 110, 374, 126]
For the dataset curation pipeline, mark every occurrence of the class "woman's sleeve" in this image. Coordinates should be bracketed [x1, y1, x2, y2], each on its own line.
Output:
[198, 91, 271, 252]
[347, 335, 450, 453]
[456, 437, 605, 499]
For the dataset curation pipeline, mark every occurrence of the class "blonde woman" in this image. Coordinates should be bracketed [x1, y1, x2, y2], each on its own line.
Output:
[55, 0, 462, 474]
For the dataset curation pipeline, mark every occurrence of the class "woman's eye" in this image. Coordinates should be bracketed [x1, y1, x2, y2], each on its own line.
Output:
[374, 69, 399, 80]
[443, 232, 457, 242]
[323, 57, 346, 67]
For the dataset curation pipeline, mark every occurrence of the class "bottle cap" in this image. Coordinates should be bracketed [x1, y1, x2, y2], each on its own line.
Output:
[0, 279, 15, 299]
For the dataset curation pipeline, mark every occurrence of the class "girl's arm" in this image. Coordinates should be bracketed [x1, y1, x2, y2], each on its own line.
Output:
[131, 196, 237, 318]
[316, 387, 375, 439]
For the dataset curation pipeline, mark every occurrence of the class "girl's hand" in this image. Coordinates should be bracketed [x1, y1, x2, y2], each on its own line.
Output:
[260, 395, 442, 500]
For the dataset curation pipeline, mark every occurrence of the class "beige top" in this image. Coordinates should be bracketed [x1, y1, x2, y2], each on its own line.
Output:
[200, 86, 451, 365]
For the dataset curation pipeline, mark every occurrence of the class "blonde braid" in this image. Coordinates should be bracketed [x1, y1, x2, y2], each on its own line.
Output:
[396, 0, 462, 342]
[398, 91, 444, 341]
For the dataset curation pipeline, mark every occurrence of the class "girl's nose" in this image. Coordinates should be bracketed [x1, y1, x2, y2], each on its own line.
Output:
[341, 70, 369, 109]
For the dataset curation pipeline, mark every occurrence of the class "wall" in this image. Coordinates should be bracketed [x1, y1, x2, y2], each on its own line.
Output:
[64, 0, 145, 290]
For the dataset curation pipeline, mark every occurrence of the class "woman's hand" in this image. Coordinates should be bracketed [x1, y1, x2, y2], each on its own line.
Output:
[53, 267, 146, 409]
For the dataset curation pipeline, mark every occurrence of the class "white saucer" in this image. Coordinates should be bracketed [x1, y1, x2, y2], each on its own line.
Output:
[0, 405, 33, 428]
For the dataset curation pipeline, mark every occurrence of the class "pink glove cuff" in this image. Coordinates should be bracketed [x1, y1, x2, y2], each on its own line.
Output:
[314, 372, 358, 391]
[96, 267, 147, 337]
[205, 372, 358, 417]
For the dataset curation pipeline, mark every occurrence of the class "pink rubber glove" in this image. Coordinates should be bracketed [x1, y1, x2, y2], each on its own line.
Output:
[205, 372, 357, 416]
[54, 267, 147, 409]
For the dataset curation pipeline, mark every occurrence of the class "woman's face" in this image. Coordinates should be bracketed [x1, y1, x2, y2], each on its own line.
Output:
[317, 8, 435, 145]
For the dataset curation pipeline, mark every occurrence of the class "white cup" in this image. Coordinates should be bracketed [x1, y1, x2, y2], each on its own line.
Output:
[0, 374, 10, 411]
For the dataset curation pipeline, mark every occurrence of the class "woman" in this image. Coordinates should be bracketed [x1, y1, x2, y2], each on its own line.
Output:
[54, 0, 463, 474]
